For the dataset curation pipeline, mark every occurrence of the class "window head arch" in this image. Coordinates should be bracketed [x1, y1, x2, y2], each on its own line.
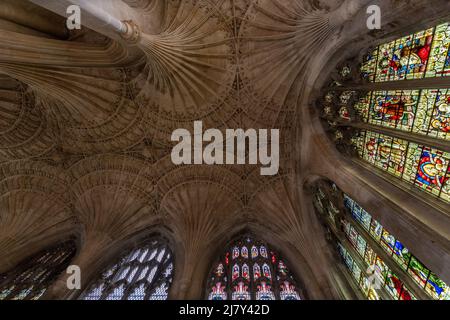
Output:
[206, 235, 302, 300]
[0, 240, 76, 300]
[81, 237, 174, 300]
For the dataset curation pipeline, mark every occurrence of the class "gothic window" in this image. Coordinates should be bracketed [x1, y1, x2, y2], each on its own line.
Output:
[80, 238, 173, 300]
[206, 235, 301, 300]
[354, 89, 449, 141]
[0, 240, 76, 300]
[313, 182, 450, 300]
[320, 21, 450, 204]
[361, 22, 450, 81]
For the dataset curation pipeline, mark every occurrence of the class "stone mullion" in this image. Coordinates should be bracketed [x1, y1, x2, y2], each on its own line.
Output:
[144, 252, 172, 299]
[335, 120, 450, 153]
[335, 76, 450, 92]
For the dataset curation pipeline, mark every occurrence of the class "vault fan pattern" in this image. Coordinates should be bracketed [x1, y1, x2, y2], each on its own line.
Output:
[0, 0, 449, 300]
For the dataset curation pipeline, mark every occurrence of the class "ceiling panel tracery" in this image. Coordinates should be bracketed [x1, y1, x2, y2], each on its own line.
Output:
[0, 0, 448, 297]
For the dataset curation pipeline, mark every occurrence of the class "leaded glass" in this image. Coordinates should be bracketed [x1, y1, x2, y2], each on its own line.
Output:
[368, 90, 420, 132]
[413, 89, 450, 140]
[354, 130, 450, 202]
[0, 240, 76, 300]
[408, 256, 430, 288]
[426, 23, 450, 78]
[342, 192, 450, 300]
[206, 235, 301, 300]
[81, 238, 173, 300]
[355, 89, 450, 141]
[361, 22, 450, 82]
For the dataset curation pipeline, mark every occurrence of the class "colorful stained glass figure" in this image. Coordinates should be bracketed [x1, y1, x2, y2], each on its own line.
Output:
[251, 246, 259, 259]
[206, 235, 301, 300]
[253, 264, 261, 280]
[260, 246, 268, 258]
[208, 282, 227, 300]
[361, 23, 450, 82]
[242, 264, 250, 281]
[361, 49, 379, 82]
[408, 256, 430, 288]
[232, 247, 240, 259]
[413, 89, 450, 140]
[215, 263, 224, 277]
[339, 106, 351, 120]
[354, 130, 450, 202]
[279, 281, 301, 300]
[356, 89, 449, 141]
[426, 23, 450, 78]
[278, 260, 288, 276]
[232, 264, 240, 281]
[262, 264, 271, 279]
[426, 273, 450, 300]
[256, 281, 275, 300]
[232, 282, 250, 300]
[404, 146, 450, 200]
[379, 28, 433, 81]
[369, 90, 419, 131]
[241, 247, 249, 259]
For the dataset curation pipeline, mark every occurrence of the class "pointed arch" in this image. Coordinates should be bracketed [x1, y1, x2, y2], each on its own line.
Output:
[205, 234, 302, 300]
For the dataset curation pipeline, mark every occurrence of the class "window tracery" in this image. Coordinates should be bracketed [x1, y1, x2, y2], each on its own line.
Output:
[319, 21, 450, 203]
[206, 235, 301, 300]
[80, 238, 173, 300]
[312, 181, 449, 300]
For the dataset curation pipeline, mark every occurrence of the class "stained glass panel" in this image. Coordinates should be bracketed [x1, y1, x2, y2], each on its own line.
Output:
[408, 256, 430, 288]
[426, 23, 450, 78]
[206, 235, 301, 300]
[361, 22, 450, 82]
[341, 192, 449, 300]
[426, 273, 450, 300]
[354, 130, 450, 202]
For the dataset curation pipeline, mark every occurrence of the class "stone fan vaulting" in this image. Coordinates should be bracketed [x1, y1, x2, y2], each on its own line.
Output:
[0, 0, 449, 299]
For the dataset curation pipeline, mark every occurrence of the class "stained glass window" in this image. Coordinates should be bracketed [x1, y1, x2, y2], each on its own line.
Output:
[81, 238, 173, 300]
[361, 22, 450, 82]
[0, 240, 76, 300]
[344, 193, 450, 300]
[340, 219, 415, 300]
[207, 235, 301, 300]
[336, 242, 381, 300]
[353, 130, 450, 202]
[354, 89, 450, 141]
